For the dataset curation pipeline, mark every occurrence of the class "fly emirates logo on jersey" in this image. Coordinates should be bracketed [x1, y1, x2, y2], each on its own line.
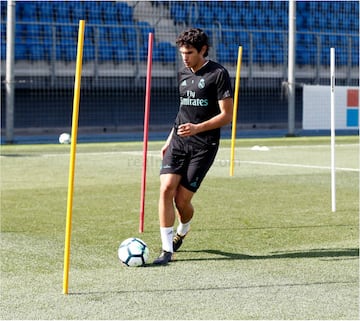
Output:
[180, 89, 209, 107]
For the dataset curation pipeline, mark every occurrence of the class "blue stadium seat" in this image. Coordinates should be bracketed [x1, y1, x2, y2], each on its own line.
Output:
[103, 3, 118, 24]
[272, 49, 284, 64]
[15, 43, 28, 60]
[227, 44, 241, 64]
[228, 10, 241, 27]
[320, 47, 331, 65]
[137, 21, 155, 41]
[15, 24, 27, 40]
[1, 22, 5, 41]
[83, 45, 95, 61]
[37, 3, 54, 22]
[56, 25, 76, 44]
[153, 45, 162, 62]
[97, 27, 110, 43]
[197, 6, 213, 25]
[19, 2, 38, 21]
[296, 45, 311, 65]
[221, 30, 236, 45]
[158, 42, 176, 63]
[170, 3, 187, 24]
[1, 43, 6, 60]
[25, 24, 41, 43]
[98, 45, 113, 61]
[351, 48, 359, 66]
[41, 25, 54, 44]
[217, 47, 230, 64]
[29, 43, 50, 61]
[71, 2, 86, 22]
[1, 1, 6, 19]
[63, 45, 77, 61]
[335, 47, 348, 66]
[118, 2, 133, 23]
[53, 3, 71, 23]
[113, 46, 129, 62]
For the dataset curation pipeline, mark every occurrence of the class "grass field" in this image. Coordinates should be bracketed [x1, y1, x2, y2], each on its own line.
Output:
[1, 136, 359, 320]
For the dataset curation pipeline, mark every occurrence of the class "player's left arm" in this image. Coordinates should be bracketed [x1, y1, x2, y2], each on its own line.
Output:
[177, 97, 233, 137]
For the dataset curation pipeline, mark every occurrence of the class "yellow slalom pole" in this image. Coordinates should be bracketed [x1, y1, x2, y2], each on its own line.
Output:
[63, 20, 85, 295]
[230, 46, 243, 177]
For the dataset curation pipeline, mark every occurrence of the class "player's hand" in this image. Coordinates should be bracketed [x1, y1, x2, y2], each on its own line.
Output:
[160, 144, 169, 159]
[177, 123, 198, 137]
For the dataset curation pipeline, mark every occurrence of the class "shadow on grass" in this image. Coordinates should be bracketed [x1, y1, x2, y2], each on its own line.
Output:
[176, 248, 359, 262]
[69, 248, 358, 296]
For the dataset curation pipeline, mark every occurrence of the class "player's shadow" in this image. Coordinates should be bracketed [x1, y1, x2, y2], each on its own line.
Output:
[177, 248, 359, 262]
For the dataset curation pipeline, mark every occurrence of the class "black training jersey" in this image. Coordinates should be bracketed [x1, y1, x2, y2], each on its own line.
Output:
[174, 60, 233, 145]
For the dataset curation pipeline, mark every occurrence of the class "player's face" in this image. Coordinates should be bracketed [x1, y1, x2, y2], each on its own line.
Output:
[179, 45, 207, 72]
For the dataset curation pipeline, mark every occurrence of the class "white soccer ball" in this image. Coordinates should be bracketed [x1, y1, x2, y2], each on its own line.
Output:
[59, 133, 71, 144]
[118, 237, 149, 267]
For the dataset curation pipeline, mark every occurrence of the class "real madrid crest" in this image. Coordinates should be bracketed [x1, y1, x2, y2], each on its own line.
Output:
[198, 78, 205, 89]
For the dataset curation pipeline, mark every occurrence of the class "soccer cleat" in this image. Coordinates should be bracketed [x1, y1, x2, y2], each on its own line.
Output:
[152, 250, 173, 265]
[173, 232, 187, 252]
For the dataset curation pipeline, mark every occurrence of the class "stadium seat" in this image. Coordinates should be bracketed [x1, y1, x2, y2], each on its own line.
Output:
[137, 21, 155, 41]
[83, 44, 95, 62]
[296, 45, 311, 65]
[20, 2, 38, 21]
[152, 45, 162, 62]
[56, 25, 76, 44]
[1, 1, 6, 18]
[1, 43, 6, 60]
[157, 42, 176, 63]
[351, 48, 359, 66]
[29, 43, 50, 61]
[103, 4, 118, 24]
[15, 43, 28, 60]
[272, 49, 284, 64]
[221, 30, 236, 45]
[113, 46, 129, 62]
[53, 2, 70, 22]
[98, 45, 113, 61]
[15, 24, 27, 40]
[71, 2, 86, 22]
[170, 1, 187, 23]
[335, 47, 348, 66]
[1, 0, 357, 69]
[117, 2, 133, 23]
[37, 3, 54, 22]
[25, 24, 41, 43]
[63, 45, 77, 62]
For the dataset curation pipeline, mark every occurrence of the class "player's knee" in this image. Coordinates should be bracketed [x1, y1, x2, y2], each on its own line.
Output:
[159, 182, 176, 199]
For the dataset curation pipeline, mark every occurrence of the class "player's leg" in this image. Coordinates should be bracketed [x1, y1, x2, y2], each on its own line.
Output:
[173, 185, 194, 251]
[173, 143, 219, 251]
[153, 173, 181, 265]
[159, 173, 182, 228]
[175, 184, 194, 224]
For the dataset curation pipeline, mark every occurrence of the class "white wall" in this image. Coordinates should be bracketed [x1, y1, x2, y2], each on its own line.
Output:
[303, 85, 359, 130]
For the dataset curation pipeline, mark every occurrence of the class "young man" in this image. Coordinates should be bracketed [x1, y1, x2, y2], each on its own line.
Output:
[153, 28, 234, 265]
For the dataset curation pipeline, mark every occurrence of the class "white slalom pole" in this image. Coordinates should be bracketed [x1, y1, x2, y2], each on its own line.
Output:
[330, 48, 336, 212]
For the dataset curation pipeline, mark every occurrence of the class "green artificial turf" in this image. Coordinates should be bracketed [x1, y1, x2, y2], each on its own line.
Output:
[1, 136, 359, 319]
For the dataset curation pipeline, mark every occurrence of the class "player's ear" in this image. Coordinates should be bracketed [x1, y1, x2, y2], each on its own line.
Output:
[200, 45, 208, 57]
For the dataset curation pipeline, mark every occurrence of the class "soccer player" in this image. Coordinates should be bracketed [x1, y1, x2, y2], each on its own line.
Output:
[153, 28, 234, 265]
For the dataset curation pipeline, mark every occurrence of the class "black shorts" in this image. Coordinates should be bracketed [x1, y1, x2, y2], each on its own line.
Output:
[160, 136, 219, 193]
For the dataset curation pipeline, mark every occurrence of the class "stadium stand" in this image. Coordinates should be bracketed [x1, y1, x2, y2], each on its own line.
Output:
[1, 1, 358, 67]
[0, 1, 358, 140]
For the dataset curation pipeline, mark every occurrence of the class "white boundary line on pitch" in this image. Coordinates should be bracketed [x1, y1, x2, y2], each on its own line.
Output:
[215, 159, 359, 172]
[11, 148, 358, 172]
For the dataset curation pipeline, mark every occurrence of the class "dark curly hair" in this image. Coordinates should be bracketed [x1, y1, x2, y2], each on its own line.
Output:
[176, 28, 209, 57]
